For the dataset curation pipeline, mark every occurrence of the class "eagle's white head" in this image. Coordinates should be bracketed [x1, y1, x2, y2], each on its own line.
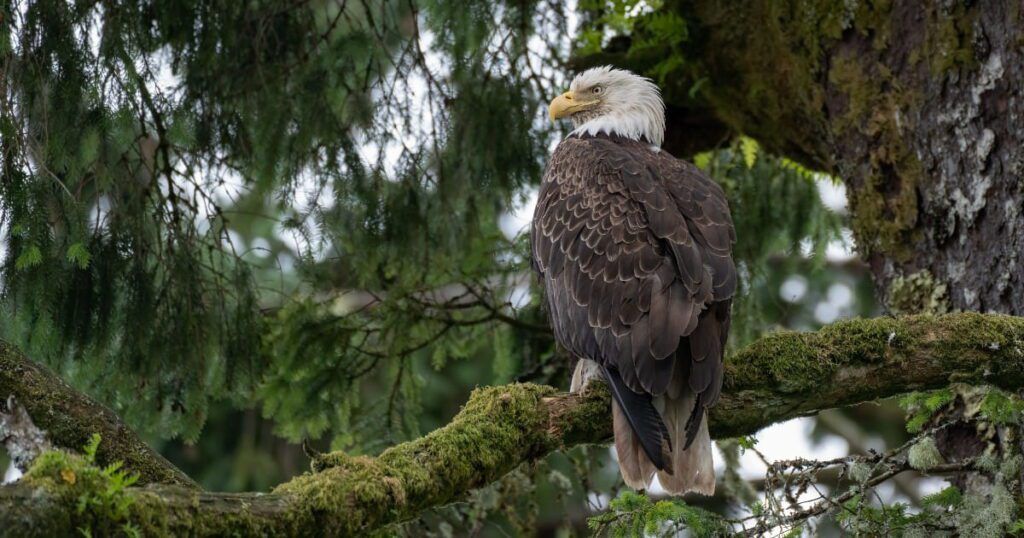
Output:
[549, 66, 666, 147]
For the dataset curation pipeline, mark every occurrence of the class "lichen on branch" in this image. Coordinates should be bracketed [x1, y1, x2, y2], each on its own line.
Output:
[0, 396, 52, 473]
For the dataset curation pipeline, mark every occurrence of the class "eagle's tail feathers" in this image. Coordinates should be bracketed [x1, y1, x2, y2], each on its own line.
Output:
[612, 401, 656, 489]
[578, 362, 715, 495]
[683, 392, 704, 450]
[657, 391, 715, 495]
[602, 365, 669, 471]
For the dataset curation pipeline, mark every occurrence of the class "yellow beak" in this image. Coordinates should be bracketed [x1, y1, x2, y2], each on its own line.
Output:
[549, 91, 596, 121]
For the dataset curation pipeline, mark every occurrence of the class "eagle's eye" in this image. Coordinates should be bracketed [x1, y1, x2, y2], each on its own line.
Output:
[592, 85, 603, 95]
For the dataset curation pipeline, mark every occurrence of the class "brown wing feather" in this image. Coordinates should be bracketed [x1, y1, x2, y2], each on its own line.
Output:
[532, 136, 734, 401]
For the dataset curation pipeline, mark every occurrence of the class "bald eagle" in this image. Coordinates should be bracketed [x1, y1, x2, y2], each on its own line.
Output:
[531, 67, 736, 495]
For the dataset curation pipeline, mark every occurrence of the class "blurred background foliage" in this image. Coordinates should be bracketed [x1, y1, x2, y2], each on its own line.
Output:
[0, 0, 921, 535]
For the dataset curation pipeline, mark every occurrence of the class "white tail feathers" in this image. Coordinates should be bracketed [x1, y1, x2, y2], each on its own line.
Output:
[655, 393, 715, 495]
[613, 400, 657, 488]
[571, 359, 715, 496]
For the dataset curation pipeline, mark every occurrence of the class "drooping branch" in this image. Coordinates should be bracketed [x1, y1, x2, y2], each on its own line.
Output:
[1, 313, 1022, 536]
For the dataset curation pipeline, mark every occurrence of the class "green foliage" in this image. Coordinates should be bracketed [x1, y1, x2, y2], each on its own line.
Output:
[921, 486, 962, 509]
[740, 136, 759, 169]
[65, 242, 91, 270]
[900, 389, 954, 433]
[699, 140, 844, 346]
[75, 435, 142, 537]
[25, 434, 141, 537]
[2, 0, 274, 438]
[1, 0, 555, 441]
[979, 388, 1024, 425]
[577, 0, 692, 84]
[736, 435, 759, 452]
[14, 244, 43, 270]
[576, 0, 667, 54]
[587, 491, 730, 537]
[900, 387, 1023, 437]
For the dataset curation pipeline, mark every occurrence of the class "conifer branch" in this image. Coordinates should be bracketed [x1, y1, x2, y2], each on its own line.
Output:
[1, 313, 1023, 535]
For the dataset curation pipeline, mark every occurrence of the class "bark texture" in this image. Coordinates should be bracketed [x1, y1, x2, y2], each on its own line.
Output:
[655, 0, 1023, 313]
[2, 313, 1023, 536]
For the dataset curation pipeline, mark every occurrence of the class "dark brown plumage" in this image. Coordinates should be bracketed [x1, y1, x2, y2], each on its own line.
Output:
[531, 132, 735, 494]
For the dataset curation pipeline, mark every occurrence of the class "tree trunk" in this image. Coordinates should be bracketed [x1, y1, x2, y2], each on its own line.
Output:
[654, 0, 1024, 502]
[669, 0, 1022, 312]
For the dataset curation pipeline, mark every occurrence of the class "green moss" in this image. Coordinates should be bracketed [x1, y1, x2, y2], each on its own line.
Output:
[727, 316, 911, 392]
[820, 316, 908, 362]
[727, 314, 1024, 400]
[726, 331, 830, 392]
[825, 45, 924, 260]
[827, 54, 879, 134]
[909, 2, 979, 74]
[888, 270, 950, 315]
[547, 381, 612, 444]
[0, 340, 198, 488]
[927, 313, 1024, 368]
[274, 383, 561, 535]
[851, 0, 894, 50]
[23, 436, 144, 537]
[857, 132, 923, 259]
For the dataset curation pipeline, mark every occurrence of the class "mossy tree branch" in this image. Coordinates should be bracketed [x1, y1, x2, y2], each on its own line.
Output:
[2, 313, 1023, 536]
[0, 341, 198, 489]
